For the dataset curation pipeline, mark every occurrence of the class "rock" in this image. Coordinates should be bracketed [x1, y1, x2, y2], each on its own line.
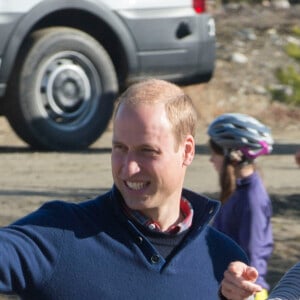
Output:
[271, 0, 291, 9]
[253, 85, 268, 95]
[286, 35, 300, 46]
[237, 28, 257, 41]
[231, 52, 248, 64]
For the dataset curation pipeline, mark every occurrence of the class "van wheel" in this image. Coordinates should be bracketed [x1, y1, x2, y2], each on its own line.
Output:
[6, 27, 118, 150]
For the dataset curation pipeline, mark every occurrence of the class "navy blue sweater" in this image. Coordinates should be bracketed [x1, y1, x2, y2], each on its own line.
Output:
[0, 187, 248, 299]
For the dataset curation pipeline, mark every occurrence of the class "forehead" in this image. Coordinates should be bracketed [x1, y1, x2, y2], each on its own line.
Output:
[115, 102, 169, 126]
[113, 102, 174, 143]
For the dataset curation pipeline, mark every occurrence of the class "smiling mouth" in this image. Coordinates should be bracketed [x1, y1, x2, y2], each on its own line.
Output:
[125, 181, 149, 191]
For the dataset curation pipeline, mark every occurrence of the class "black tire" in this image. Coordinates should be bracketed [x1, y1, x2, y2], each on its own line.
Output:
[6, 27, 118, 150]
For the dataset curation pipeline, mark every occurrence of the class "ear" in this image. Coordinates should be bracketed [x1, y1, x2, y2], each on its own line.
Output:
[183, 135, 195, 166]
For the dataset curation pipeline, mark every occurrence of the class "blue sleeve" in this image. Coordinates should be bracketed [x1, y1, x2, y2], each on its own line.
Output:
[268, 262, 300, 299]
[0, 202, 65, 295]
[207, 226, 249, 283]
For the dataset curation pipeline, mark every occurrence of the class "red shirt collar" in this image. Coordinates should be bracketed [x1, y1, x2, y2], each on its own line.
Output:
[122, 197, 194, 234]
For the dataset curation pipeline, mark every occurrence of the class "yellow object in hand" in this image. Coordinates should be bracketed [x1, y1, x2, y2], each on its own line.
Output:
[255, 288, 268, 300]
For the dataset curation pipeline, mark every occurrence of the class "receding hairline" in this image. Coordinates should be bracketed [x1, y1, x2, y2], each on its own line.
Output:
[113, 79, 198, 146]
[115, 79, 185, 107]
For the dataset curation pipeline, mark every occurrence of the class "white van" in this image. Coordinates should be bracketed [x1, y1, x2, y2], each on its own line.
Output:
[0, 0, 215, 150]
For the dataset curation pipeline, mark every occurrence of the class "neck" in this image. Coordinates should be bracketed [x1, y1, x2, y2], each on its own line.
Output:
[160, 211, 184, 232]
[151, 208, 182, 232]
[235, 164, 255, 179]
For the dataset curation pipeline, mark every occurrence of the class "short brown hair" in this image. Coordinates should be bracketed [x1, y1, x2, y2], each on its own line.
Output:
[114, 79, 198, 147]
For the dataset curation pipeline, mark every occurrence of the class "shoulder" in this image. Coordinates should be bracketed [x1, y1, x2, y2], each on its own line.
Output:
[13, 191, 112, 227]
[203, 226, 248, 282]
[235, 173, 271, 207]
[183, 189, 221, 228]
[206, 226, 248, 262]
[183, 188, 220, 214]
[12, 200, 75, 227]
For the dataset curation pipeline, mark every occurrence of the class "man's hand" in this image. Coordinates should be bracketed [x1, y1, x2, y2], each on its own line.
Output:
[220, 261, 263, 300]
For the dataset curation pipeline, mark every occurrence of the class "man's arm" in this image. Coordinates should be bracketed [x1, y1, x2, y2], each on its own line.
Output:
[268, 262, 300, 300]
[220, 261, 262, 300]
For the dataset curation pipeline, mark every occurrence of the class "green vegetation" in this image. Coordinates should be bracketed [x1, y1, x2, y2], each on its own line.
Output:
[285, 43, 300, 61]
[273, 66, 300, 105]
[270, 26, 300, 106]
[291, 25, 300, 37]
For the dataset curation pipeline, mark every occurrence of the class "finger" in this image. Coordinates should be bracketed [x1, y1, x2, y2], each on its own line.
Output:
[227, 262, 258, 281]
[221, 279, 254, 300]
[224, 270, 262, 292]
[226, 262, 259, 283]
[227, 261, 247, 275]
[245, 266, 259, 281]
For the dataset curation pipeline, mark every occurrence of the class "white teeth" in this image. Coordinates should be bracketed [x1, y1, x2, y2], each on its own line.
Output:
[126, 181, 146, 190]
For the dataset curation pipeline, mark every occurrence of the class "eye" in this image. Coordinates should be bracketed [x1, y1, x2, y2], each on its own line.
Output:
[112, 143, 127, 152]
[141, 147, 159, 156]
[143, 147, 154, 152]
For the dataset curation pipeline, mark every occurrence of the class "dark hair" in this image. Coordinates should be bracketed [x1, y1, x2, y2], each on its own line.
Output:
[209, 139, 236, 204]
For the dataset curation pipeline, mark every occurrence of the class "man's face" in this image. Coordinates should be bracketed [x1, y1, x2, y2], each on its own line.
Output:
[111, 102, 194, 218]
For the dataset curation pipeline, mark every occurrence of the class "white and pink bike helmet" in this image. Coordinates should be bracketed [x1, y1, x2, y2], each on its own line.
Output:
[208, 113, 273, 160]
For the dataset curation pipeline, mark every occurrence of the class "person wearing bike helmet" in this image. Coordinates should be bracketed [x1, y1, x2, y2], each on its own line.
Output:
[207, 113, 274, 300]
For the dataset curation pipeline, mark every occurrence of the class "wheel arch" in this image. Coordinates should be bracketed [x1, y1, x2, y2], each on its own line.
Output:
[2, 0, 138, 96]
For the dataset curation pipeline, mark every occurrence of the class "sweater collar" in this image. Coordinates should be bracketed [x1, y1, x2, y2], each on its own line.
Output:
[121, 196, 193, 235]
[110, 185, 220, 233]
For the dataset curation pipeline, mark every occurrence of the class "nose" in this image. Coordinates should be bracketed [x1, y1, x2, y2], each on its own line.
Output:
[122, 153, 141, 177]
